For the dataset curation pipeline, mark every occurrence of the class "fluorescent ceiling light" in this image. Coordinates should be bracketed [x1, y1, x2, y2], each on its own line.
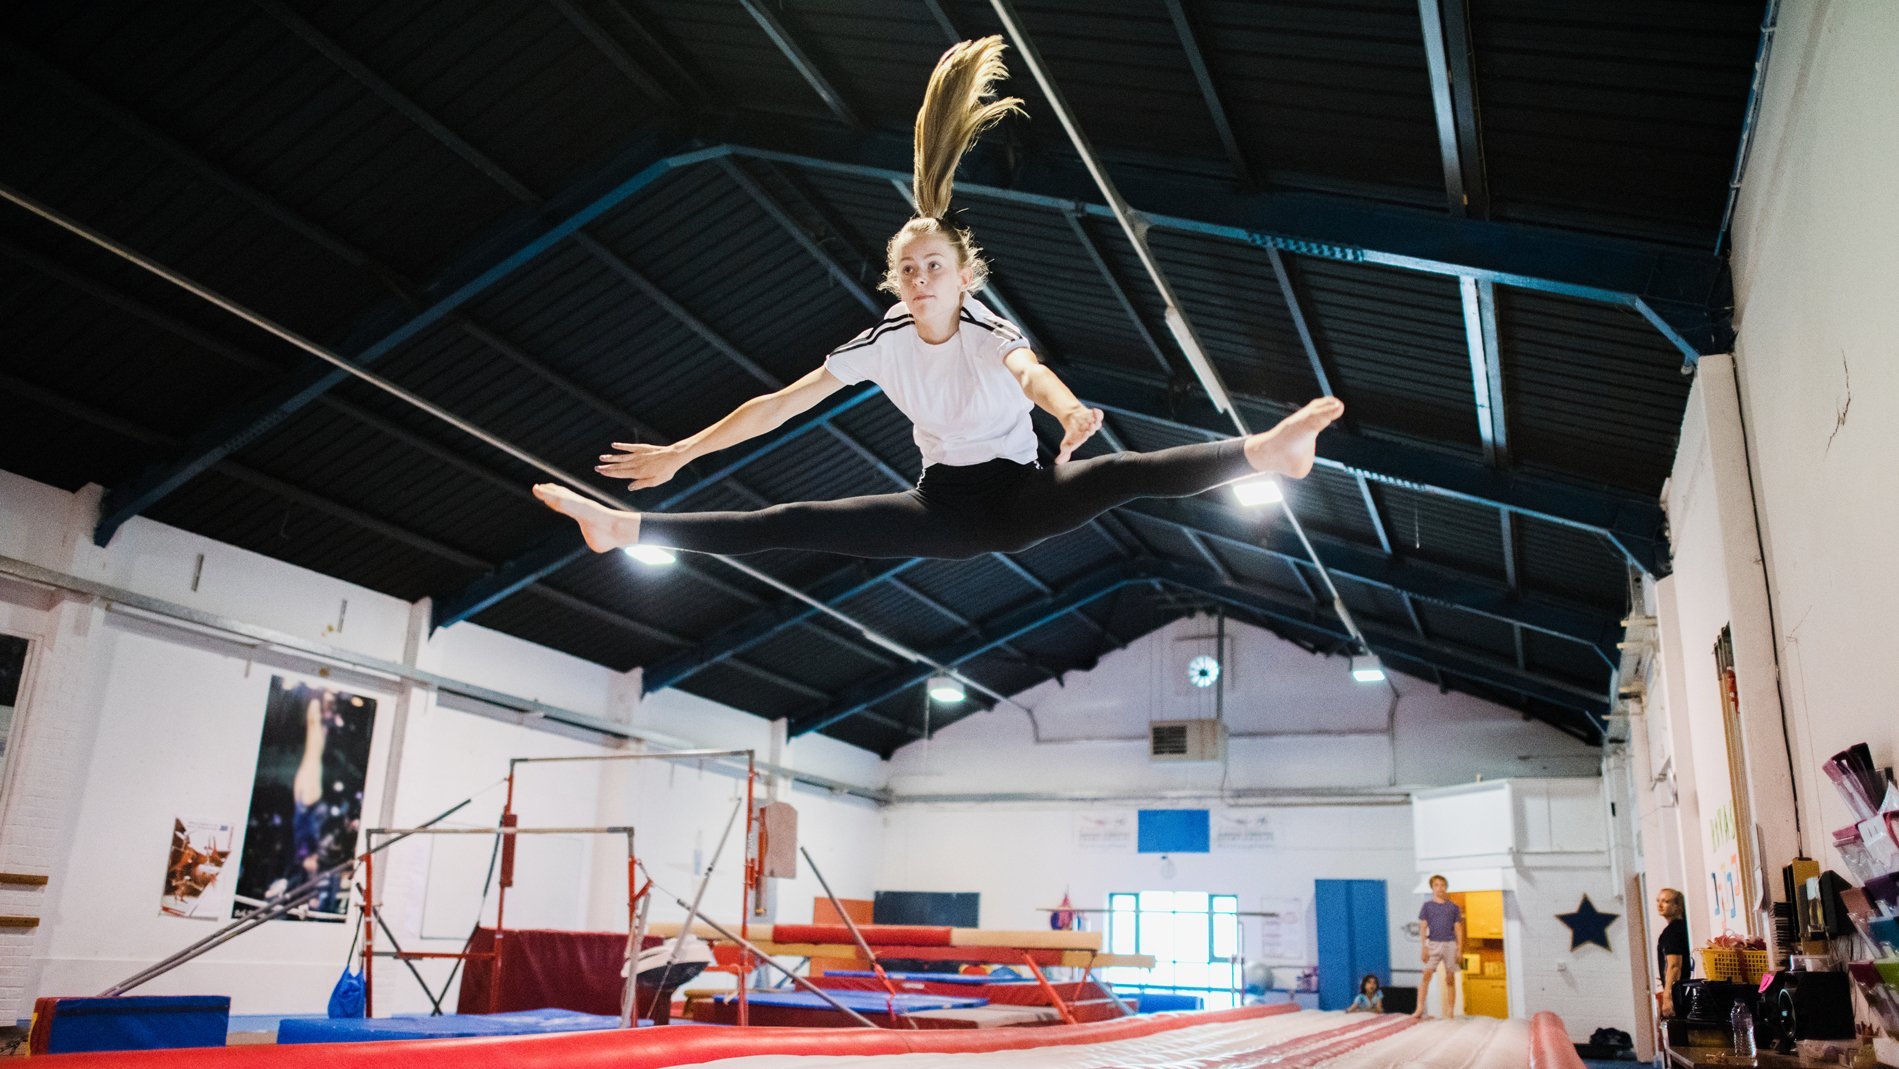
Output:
[1350, 654, 1385, 684]
[1231, 477, 1284, 507]
[927, 674, 966, 703]
[623, 544, 677, 566]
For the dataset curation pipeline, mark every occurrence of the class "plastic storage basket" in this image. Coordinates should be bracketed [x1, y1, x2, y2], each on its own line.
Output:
[1701, 947, 1770, 984]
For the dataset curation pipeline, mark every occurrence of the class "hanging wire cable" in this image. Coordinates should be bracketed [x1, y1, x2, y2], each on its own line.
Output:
[985, 0, 1374, 658]
[0, 182, 1040, 725]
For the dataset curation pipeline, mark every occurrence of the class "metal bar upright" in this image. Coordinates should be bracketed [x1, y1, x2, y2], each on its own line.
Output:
[363, 848, 376, 1017]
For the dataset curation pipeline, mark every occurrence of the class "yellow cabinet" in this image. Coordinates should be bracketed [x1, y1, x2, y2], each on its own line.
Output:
[1464, 891, 1504, 939]
[1464, 976, 1508, 1019]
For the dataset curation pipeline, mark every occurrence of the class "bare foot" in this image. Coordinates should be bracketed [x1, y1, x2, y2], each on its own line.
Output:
[1244, 397, 1344, 479]
[532, 483, 641, 553]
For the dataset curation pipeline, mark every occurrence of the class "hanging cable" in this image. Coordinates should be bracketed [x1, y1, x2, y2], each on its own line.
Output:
[0, 182, 1041, 725]
[984, 0, 1375, 659]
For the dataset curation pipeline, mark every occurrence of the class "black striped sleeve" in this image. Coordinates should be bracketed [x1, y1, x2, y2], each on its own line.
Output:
[828, 313, 915, 357]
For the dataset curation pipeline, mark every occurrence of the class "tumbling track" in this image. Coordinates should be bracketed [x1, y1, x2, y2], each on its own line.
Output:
[40, 1005, 1586, 1069]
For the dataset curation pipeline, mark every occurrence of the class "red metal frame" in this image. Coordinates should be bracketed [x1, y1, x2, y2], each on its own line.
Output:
[359, 749, 760, 1022]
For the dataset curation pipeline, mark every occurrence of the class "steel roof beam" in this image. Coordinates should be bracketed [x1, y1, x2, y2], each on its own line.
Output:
[736, 0, 864, 131]
[1161, 0, 1255, 188]
[1265, 241, 1431, 629]
[642, 558, 922, 692]
[2, 42, 379, 273]
[12, 371, 877, 683]
[1064, 210, 1176, 378]
[1064, 364, 1668, 574]
[430, 383, 885, 628]
[1282, 558, 1320, 604]
[1265, 247, 1340, 398]
[792, 562, 1136, 736]
[6, 207, 790, 622]
[1356, 475, 1394, 555]
[549, 0, 685, 109]
[1417, 0, 1488, 218]
[717, 158, 882, 315]
[259, 1, 542, 203]
[91, 129, 708, 546]
[2, 241, 781, 617]
[1182, 530, 1232, 583]
[1126, 495, 1618, 653]
[51, 14, 711, 543]
[1154, 564, 1604, 732]
[1398, 589, 1446, 688]
[709, 125, 1732, 358]
[592, 0, 718, 104]
[884, 578, 1060, 689]
[792, 559, 1607, 738]
[0, 237, 280, 376]
[1459, 277, 1509, 465]
[920, 0, 966, 42]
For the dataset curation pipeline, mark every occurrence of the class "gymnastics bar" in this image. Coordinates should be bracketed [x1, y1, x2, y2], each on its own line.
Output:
[498, 749, 759, 1024]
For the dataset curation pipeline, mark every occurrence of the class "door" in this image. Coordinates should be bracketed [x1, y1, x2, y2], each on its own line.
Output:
[1315, 879, 1389, 1011]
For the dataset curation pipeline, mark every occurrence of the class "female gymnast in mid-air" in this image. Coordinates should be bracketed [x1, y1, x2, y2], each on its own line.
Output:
[535, 36, 1343, 561]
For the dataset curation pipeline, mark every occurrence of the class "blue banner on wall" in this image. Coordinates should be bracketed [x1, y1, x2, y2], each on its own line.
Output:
[1137, 809, 1210, 853]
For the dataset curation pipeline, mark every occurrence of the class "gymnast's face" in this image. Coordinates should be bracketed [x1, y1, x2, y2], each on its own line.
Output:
[892, 233, 973, 322]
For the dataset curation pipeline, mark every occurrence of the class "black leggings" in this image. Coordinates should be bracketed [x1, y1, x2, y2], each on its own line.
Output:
[641, 439, 1254, 560]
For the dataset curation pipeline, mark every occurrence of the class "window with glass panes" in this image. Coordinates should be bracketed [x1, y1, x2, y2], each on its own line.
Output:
[1103, 891, 1240, 1009]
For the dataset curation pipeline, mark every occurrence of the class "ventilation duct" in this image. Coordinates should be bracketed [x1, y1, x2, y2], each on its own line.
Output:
[1149, 719, 1226, 763]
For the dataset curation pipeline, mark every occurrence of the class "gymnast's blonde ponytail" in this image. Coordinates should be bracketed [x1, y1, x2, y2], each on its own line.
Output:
[880, 37, 1024, 297]
[912, 36, 1023, 218]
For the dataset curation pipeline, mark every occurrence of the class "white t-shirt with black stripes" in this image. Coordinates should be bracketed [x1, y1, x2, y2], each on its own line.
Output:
[824, 297, 1037, 469]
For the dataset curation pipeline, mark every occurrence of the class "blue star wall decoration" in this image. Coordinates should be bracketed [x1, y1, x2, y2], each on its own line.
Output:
[1556, 894, 1620, 951]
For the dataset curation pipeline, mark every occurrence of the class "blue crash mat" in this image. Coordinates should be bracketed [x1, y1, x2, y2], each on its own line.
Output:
[278, 1008, 625, 1044]
[712, 990, 987, 1012]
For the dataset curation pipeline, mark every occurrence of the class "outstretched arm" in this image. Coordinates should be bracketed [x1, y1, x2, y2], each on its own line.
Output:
[597, 366, 847, 490]
[1003, 348, 1103, 464]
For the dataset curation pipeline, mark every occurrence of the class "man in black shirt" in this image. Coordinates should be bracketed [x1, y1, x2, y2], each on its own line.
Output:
[1655, 887, 1692, 1017]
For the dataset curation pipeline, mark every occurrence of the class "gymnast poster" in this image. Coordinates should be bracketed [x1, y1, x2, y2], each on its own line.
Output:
[231, 676, 378, 922]
[159, 817, 234, 920]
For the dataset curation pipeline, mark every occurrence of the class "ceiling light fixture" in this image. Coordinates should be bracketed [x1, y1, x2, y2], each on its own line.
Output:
[1350, 654, 1385, 684]
[1231, 477, 1284, 508]
[623, 544, 677, 566]
[927, 674, 966, 703]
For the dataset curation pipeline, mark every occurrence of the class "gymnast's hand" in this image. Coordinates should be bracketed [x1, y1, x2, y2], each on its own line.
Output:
[1054, 406, 1104, 465]
[596, 442, 687, 490]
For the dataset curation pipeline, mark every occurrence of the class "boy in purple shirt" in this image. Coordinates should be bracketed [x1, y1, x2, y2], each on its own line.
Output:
[1415, 874, 1464, 1019]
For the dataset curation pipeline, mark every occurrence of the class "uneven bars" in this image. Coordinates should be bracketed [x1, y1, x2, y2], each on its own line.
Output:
[366, 826, 635, 836]
[509, 749, 753, 767]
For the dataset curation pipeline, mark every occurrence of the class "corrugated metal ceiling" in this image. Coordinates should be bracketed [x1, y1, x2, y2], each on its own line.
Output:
[0, 0, 1766, 754]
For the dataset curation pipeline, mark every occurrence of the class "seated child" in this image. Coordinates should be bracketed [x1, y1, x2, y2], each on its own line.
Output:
[1348, 974, 1384, 1013]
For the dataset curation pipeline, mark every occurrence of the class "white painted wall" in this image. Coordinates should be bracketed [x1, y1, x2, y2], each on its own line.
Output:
[1722, 0, 1899, 881]
[1617, 10, 1899, 1046]
[1413, 780, 1634, 1040]
[1651, 381, 1763, 941]
[0, 470, 886, 1017]
[0, 467, 1611, 1023]
[878, 800, 1422, 989]
[879, 616, 1610, 999]
[886, 614, 1601, 798]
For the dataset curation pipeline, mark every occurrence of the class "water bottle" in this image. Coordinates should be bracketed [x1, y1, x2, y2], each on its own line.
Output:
[1730, 1001, 1756, 1057]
